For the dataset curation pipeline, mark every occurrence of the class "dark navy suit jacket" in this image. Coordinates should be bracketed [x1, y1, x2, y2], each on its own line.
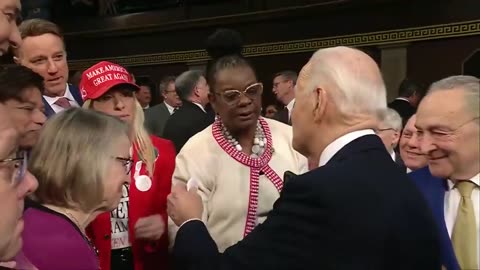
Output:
[172, 135, 441, 270]
[43, 84, 83, 118]
[409, 167, 459, 270]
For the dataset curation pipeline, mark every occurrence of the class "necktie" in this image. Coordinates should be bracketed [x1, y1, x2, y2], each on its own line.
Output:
[279, 107, 290, 125]
[451, 180, 478, 270]
[54, 97, 72, 109]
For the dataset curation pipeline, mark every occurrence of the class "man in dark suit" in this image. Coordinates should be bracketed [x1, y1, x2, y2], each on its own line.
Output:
[167, 46, 441, 270]
[163, 70, 213, 153]
[15, 19, 83, 117]
[272, 70, 297, 125]
[145, 76, 182, 137]
[387, 78, 424, 126]
[410, 75, 480, 270]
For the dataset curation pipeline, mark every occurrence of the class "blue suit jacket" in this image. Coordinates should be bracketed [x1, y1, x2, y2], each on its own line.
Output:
[409, 167, 459, 270]
[43, 84, 84, 118]
[172, 135, 441, 270]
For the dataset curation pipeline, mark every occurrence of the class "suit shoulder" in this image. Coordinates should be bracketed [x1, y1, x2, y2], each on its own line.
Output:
[69, 84, 80, 91]
[408, 166, 431, 179]
[178, 125, 216, 153]
[146, 103, 162, 112]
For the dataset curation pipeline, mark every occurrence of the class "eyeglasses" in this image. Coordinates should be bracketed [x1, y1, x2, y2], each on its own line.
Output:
[215, 82, 263, 106]
[0, 150, 27, 186]
[375, 128, 395, 134]
[115, 157, 134, 174]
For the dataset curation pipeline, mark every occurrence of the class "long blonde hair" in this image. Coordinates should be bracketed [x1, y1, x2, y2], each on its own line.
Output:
[83, 96, 156, 177]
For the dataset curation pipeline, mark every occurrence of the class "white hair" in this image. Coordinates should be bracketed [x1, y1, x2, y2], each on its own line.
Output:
[428, 75, 479, 118]
[308, 46, 387, 117]
[379, 108, 402, 131]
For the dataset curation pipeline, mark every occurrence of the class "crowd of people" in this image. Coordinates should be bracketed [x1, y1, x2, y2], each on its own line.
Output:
[0, 0, 479, 270]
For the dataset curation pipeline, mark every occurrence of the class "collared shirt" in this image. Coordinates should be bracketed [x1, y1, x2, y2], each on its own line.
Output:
[193, 102, 206, 113]
[286, 98, 295, 120]
[165, 102, 175, 115]
[390, 151, 396, 162]
[43, 84, 80, 113]
[319, 129, 375, 166]
[445, 173, 480, 267]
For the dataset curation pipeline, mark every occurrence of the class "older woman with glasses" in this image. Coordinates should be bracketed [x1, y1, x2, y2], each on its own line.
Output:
[169, 29, 307, 252]
[81, 61, 175, 270]
[21, 108, 131, 270]
[0, 104, 38, 264]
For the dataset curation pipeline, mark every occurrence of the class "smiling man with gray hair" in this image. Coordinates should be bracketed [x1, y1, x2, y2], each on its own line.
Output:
[411, 75, 480, 270]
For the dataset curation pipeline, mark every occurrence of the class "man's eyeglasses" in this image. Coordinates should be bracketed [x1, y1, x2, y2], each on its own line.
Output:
[115, 157, 134, 174]
[375, 128, 395, 134]
[0, 150, 27, 186]
[215, 82, 263, 106]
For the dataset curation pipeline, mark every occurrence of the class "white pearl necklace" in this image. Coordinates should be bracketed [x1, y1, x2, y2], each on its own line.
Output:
[221, 121, 266, 158]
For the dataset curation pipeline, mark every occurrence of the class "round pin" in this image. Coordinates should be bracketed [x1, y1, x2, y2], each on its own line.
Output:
[135, 175, 152, 192]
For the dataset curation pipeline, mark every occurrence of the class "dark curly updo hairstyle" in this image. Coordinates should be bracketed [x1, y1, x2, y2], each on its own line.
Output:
[205, 28, 257, 92]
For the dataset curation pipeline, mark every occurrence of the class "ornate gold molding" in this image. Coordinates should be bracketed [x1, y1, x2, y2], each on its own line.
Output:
[69, 20, 480, 70]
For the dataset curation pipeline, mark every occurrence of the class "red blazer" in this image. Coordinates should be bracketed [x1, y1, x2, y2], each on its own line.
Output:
[87, 136, 175, 270]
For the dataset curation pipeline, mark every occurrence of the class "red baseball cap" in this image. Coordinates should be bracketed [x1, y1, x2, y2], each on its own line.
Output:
[79, 61, 139, 101]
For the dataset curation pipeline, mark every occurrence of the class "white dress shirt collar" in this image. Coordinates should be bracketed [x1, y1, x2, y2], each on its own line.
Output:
[318, 129, 375, 167]
[447, 173, 480, 190]
[390, 151, 396, 162]
[43, 84, 79, 113]
[193, 102, 206, 113]
[286, 98, 295, 119]
[164, 102, 175, 115]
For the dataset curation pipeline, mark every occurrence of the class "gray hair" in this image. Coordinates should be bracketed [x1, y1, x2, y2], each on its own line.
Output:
[379, 108, 403, 131]
[428, 75, 479, 118]
[175, 70, 204, 100]
[274, 70, 298, 85]
[308, 46, 387, 117]
[159, 76, 176, 94]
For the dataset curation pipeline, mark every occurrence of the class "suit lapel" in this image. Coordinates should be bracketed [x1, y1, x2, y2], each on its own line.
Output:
[42, 97, 55, 118]
[69, 84, 84, 106]
[281, 108, 289, 124]
[417, 169, 459, 270]
[160, 102, 170, 116]
[430, 179, 459, 270]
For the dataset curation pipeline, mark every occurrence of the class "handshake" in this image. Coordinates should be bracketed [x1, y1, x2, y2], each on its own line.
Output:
[167, 178, 203, 226]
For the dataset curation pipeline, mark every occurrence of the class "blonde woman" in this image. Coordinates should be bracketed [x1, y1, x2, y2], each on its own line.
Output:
[81, 61, 175, 270]
[22, 108, 131, 270]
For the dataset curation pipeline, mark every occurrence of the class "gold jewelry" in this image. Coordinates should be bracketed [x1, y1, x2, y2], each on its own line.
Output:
[56, 207, 99, 258]
[63, 209, 86, 232]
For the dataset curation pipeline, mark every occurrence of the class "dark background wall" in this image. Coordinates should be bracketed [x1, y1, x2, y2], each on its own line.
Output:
[407, 35, 480, 86]
[7, 0, 480, 106]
